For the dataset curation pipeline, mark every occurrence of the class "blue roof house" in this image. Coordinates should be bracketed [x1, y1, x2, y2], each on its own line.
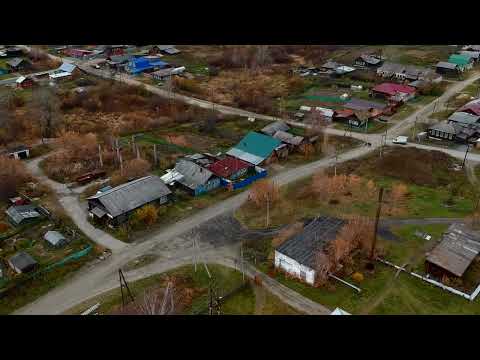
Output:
[126, 57, 169, 74]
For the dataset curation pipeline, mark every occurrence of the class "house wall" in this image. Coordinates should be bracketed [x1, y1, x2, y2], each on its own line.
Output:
[274, 250, 316, 285]
[194, 178, 221, 196]
[428, 128, 455, 141]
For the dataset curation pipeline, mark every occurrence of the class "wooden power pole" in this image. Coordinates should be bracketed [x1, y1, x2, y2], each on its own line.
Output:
[119, 269, 135, 307]
[98, 144, 103, 168]
[370, 187, 384, 260]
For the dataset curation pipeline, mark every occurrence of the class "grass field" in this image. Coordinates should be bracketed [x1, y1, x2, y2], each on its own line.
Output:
[236, 147, 476, 230]
[250, 223, 480, 314]
[65, 264, 299, 315]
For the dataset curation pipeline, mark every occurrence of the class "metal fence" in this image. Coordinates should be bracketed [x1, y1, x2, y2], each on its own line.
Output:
[0, 245, 93, 297]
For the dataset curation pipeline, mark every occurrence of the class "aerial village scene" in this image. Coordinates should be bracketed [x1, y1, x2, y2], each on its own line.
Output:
[2, 44, 480, 315]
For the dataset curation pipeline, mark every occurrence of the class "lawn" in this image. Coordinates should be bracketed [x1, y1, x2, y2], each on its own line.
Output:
[64, 264, 299, 315]
[250, 222, 480, 314]
[0, 215, 99, 314]
[236, 147, 476, 230]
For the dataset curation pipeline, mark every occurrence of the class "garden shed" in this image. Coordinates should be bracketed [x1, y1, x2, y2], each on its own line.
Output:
[8, 252, 38, 274]
[44, 231, 68, 248]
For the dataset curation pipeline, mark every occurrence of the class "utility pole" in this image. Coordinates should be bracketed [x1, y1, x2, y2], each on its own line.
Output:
[413, 116, 417, 142]
[116, 139, 124, 175]
[153, 144, 157, 167]
[131, 135, 135, 154]
[265, 193, 270, 228]
[119, 269, 135, 307]
[462, 143, 471, 169]
[370, 187, 384, 260]
[240, 240, 245, 282]
[98, 144, 103, 168]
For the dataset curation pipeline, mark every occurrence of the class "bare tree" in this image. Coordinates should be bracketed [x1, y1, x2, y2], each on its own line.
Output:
[135, 281, 175, 315]
[30, 87, 62, 141]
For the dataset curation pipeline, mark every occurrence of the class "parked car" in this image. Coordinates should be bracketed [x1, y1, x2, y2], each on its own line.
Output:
[392, 136, 408, 145]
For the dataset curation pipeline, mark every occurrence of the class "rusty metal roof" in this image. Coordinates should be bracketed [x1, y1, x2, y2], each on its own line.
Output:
[426, 223, 480, 277]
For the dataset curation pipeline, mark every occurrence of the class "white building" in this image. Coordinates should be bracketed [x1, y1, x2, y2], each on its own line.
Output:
[275, 216, 346, 286]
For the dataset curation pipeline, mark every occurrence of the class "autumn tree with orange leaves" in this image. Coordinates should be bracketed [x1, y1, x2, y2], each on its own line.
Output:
[313, 216, 375, 286]
[249, 179, 279, 208]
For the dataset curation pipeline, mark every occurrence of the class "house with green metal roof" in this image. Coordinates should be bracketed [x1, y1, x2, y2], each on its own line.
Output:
[448, 54, 473, 71]
[226, 131, 282, 165]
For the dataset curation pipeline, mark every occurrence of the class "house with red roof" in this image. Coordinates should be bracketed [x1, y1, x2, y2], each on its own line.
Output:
[460, 99, 480, 116]
[207, 156, 254, 181]
[371, 83, 416, 103]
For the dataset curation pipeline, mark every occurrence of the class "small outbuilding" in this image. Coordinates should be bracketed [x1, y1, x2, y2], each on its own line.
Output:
[6, 57, 31, 72]
[5, 204, 43, 227]
[3, 144, 30, 159]
[275, 216, 346, 285]
[8, 252, 38, 274]
[436, 61, 460, 76]
[261, 121, 290, 137]
[44, 230, 68, 248]
[426, 223, 480, 279]
[354, 54, 383, 68]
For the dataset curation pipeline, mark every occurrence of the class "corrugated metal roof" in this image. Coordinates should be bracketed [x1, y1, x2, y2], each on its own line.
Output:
[261, 121, 290, 136]
[449, 54, 470, 66]
[272, 130, 305, 146]
[359, 54, 382, 65]
[448, 112, 480, 126]
[87, 175, 172, 218]
[459, 51, 480, 59]
[49, 72, 71, 79]
[7, 57, 24, 68]
[315, 107, 334, 117]
[207, 156, 252, 179]
[174, 159, 216, 190]
[276, 216, 346, 268]
[344, 98, 387, 111]
[5, 205, 41, 225]
[226, 148, 265, 165]
[44, 231, 66, 246]
[373, 83, 416, 96]
[436, 61, 458, 70]
[9, 252, 37, 272]
[229, 132, 281, 163]
[426, 223, 480, 277]
[59, 62, 76, 73]
[378, 62, 405, 74]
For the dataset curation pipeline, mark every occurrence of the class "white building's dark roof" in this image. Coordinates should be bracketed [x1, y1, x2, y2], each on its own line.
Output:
[87, 175, 171, 218]
[276, 216, 346, 269]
